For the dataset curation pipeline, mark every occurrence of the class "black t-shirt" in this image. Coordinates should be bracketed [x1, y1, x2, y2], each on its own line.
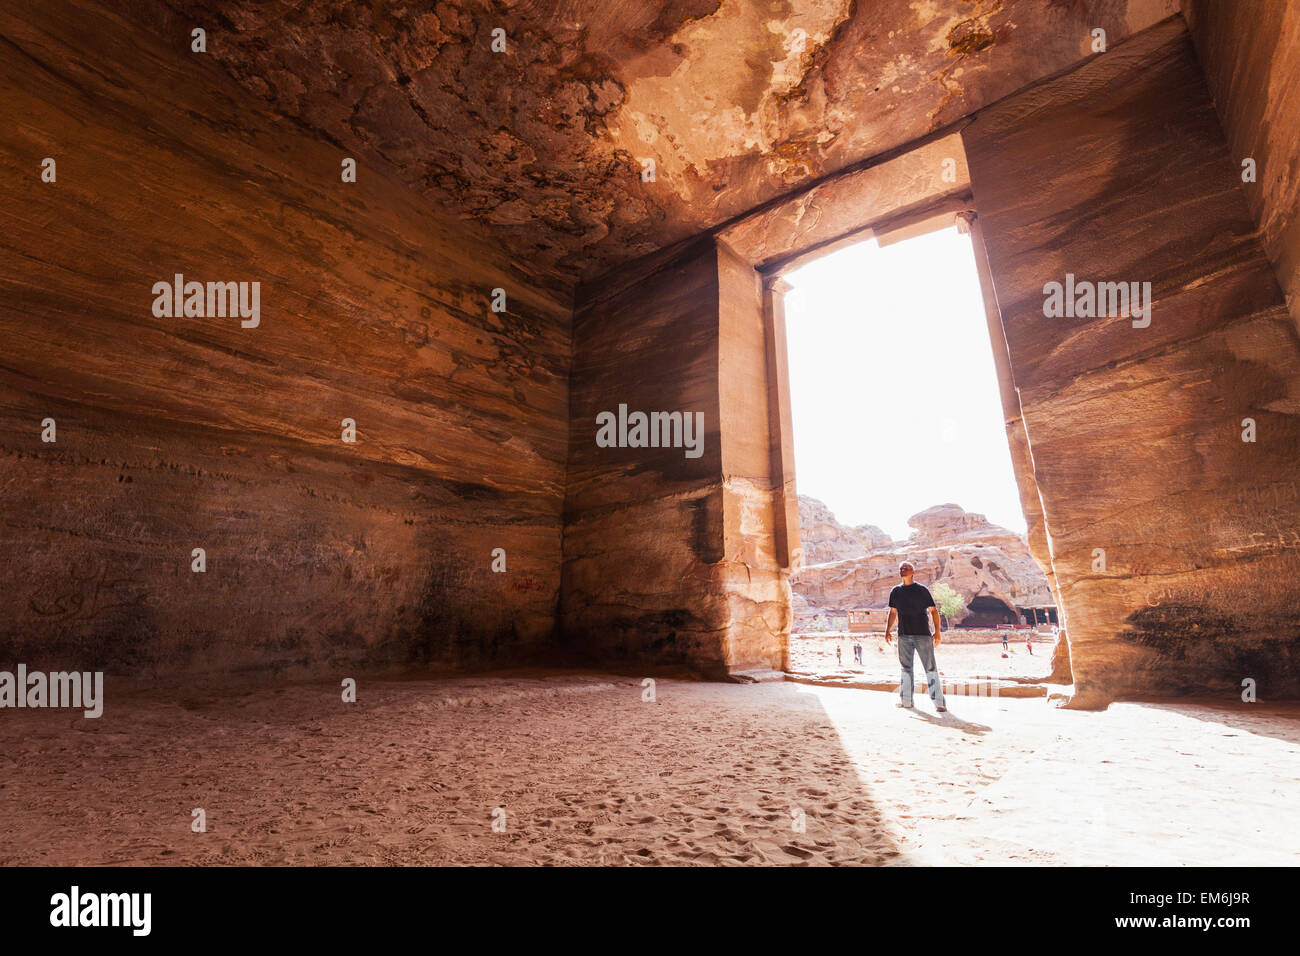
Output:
[889, 583, 936, 636]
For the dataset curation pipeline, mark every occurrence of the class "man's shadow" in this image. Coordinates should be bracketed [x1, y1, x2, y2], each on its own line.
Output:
[907, 705, 992, 735]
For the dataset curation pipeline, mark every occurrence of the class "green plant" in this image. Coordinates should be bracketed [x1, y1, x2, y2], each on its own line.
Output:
[932, 582, 966, 628]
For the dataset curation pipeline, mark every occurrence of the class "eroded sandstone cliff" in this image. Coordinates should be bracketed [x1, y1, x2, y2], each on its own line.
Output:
[792, 499, 1054, 627]
[797, 496, 893, 565]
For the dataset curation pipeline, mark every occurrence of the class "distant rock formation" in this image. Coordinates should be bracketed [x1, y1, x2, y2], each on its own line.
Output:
[797, 496, 893, 565]
[793, 498, 1054, 628]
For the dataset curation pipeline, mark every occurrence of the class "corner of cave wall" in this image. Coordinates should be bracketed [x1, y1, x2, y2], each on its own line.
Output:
[560, 237, 732, 672]
[559, 234, 794, 677]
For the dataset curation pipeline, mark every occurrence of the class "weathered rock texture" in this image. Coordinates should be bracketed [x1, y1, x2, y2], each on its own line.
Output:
[718, 241, 792, 671]
[0, 2, 569, 679]
[792, 501, 1054, 627]
[1188, 0, 1300, 328]
[143, 0, 1175, 286]
[963, 18, 1300, 704]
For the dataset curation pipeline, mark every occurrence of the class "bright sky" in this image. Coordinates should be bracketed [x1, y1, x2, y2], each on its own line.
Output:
[782, 226, 1028, 542]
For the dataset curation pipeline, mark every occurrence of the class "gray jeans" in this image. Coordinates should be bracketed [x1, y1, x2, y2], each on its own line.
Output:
[897, 633, 945, 706]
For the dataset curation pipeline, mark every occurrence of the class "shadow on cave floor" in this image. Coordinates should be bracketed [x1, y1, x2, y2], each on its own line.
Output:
[0, 672, 916, 866]
[903, 707, 993, 735]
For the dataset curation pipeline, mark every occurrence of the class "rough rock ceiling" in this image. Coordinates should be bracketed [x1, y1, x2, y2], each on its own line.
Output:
[160, 0, 1178, 286]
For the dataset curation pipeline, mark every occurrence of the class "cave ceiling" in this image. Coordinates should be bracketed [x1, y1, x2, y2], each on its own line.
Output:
[159, 0, 1179, 287]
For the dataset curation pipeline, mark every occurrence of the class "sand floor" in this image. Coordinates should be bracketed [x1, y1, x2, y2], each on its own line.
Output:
[1, 673, 1296, 866]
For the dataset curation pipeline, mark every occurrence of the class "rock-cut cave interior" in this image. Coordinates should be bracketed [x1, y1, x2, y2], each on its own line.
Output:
[1, 0, 1298, 869]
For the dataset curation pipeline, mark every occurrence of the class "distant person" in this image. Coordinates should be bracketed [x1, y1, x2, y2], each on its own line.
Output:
[853, 642, 863, 665]
[1026, 636, 1034, 655]
[836, 644, 842, 665]
[1002, 632, 1009, 651]
[884, 561, 946, 712]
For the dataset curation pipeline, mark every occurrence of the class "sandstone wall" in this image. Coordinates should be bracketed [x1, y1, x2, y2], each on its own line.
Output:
[1187, 0, 1300, 329]
[561, 238, 728, 670]
[562, 237, 789, 674]
[963, 19, 1300, 704]
[0, 4, 570, 680]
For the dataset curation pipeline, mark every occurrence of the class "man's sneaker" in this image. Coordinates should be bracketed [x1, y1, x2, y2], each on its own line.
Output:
[897, 701, 914, 709]
[935, 704, 947, 712]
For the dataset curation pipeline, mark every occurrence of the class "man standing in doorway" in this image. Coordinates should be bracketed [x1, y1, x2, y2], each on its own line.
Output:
[884, 561, 947, 712]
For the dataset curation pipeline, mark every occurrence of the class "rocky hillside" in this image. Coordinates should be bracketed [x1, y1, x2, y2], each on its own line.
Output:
[792, 498, 1054, 628]
[797, 496, 893, 564]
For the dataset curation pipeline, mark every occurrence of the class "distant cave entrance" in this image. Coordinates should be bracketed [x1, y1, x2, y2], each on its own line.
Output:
[960, 595, 1019, 628]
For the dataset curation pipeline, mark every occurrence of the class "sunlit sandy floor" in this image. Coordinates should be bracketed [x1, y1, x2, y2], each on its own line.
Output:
[1, 674, 1295, 865]
[790, 631, 1055, 682]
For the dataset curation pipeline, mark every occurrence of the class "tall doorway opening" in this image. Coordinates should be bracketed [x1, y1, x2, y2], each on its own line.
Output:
[778, 224, 1057, 684]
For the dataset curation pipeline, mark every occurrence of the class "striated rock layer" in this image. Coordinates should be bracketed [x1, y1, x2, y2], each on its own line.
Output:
[3, 4, 1297, 706]
[1188, 0, 1300, 328]
[0, 3, 570, 680]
